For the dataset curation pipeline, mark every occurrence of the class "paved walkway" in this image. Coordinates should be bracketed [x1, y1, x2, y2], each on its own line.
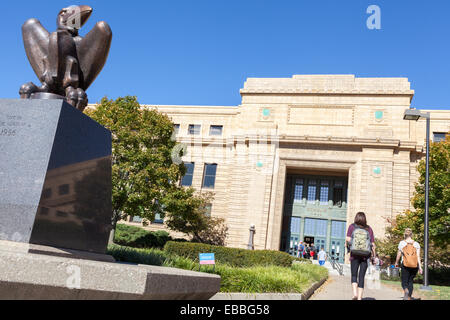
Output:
[310, 275, 405, 300]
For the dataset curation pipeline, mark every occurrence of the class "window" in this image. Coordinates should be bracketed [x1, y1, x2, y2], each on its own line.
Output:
[209, 125, 223, 136]
[188, 124, 201, 135]
[433, 132, 447, 143]
[56, 211, 68, 218]
[293, 179, 303, 203]
[58, 184, 70, 195]
[40, 207, 49, 216]
[290, 217, 301, 234]
[181, 162, 195, 186]
[304, 218, 314, 235]
[307, 180, 316, 203]
[331, 221, 346, 238]
[204, 204, 212, 217]
[333, 181, 344, 207]
[316, 219, 328, 237]
[173, 124, 180, 135]
[304, 218, 327, 237]
[202, 164, 217, 189]
[42, 188, 52, 199]
[319, 180, 329, 204]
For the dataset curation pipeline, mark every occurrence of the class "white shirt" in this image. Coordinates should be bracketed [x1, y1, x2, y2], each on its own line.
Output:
[398, 240, 420, 264]
[317, 250, 327, 261]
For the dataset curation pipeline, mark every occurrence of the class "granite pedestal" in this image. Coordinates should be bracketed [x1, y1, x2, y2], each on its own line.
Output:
[0, 99, 112, 254]
[0, 99, 221, 299]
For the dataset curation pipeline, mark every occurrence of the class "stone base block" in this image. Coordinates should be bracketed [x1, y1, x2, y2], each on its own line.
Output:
[0, 248, 221, 300]
[0, 240, 115, 262]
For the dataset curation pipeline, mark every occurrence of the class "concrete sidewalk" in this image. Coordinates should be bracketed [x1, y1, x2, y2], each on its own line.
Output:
[310, 275, 405, 300]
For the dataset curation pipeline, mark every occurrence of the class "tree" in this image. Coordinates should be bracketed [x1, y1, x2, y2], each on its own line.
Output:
[411, 134, 450, 249]
[85, 96, 186, 242]
[85, 96, 228, 245]
[377, 134, 450, 266]
[163, 189, 228, 245]
[195, 216, 229, 246]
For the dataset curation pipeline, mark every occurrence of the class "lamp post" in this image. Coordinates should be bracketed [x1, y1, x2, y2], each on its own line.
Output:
[247, 224, 256, 250]
[403, 109, 432, 291]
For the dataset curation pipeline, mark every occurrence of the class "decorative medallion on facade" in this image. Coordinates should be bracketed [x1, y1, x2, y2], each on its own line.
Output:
[259, 107, 273, 122]
[375, 110, 383, 121]
[372, 109, 387, 125]
[371, 165, 383, 178]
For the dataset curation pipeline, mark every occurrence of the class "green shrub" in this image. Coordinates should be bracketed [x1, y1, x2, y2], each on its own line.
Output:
[411, 267, 450, 286]
[107, 244, 328, 293]
[163, 241, 309, 268]
[107, 244, 168, 265]
[162, 251, 326, 293]
[114, 224, 172, 249]
[379, 266, 450, 286]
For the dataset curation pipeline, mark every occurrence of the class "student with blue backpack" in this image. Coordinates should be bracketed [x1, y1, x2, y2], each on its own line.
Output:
[345, 212, 376, 300]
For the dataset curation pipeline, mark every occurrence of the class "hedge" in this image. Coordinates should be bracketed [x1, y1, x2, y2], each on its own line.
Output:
[114, 223, 177, 249]
[163, 241, 310, 268]
[107, 244, 327, 293]
[107, 244, 168, 265]
[381, 266, 450, 286]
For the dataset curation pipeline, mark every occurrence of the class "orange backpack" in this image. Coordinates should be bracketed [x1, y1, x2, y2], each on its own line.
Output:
[402, 242, 418, 268]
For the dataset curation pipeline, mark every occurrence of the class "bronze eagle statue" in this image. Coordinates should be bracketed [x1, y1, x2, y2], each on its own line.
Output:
[19, 5, 112, 111]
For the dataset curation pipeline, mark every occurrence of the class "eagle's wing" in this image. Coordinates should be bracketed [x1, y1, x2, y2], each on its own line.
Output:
[22, 18, 50, 81]
[76, 21, 112, 90]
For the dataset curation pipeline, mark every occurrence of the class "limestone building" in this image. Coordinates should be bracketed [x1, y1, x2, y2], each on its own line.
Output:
[124, 75, 449, 263]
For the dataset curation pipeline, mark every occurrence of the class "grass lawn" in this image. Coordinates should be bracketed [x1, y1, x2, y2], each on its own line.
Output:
[108, 244, 328, 294]
[381, 280, 450, 300]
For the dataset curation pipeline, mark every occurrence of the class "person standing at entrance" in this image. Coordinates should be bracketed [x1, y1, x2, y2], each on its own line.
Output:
[395, 228, 423, 300]
[318, 247, 327, 266]
[298, 241, 305, 258]
[309, 244, 315, 261]
[346, 212, 376, 300]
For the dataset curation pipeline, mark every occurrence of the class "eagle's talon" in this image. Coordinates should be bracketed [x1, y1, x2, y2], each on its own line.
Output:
[65, 86, 77, 107]
[76, 88, 88, 112]
[65, 87, 87, 112]
[19, 82, 38, 98]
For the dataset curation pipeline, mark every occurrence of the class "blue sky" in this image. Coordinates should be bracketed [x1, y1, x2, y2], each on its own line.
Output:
[1, 0, 449, 110]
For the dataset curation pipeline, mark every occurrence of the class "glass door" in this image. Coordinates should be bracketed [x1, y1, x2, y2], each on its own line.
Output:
[330, 220, 346, 263]
[289, 217, 301, 257]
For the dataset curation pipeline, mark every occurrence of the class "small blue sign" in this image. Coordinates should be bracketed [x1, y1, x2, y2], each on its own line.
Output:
[199, 253, 215, 265]
[262, 108, 271, 117]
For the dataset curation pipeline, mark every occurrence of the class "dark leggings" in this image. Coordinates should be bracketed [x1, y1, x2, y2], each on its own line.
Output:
[351, 257, 368, 288]
[401, 264, 418, 297]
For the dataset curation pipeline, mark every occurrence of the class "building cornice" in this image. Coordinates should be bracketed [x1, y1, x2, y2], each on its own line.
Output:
[240, 75, 415, 100]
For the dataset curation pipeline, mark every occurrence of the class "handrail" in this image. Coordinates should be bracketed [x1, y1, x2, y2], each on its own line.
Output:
[326, 254, 344, 276]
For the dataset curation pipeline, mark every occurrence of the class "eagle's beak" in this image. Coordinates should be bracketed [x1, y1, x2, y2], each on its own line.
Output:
[77, 5, 93, 28]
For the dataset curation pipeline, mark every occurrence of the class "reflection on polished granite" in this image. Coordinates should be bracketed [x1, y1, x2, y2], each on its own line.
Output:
[0, 99, 112, 254]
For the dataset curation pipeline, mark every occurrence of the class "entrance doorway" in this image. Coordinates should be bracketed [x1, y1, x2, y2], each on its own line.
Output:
[281, 173, 348, 263]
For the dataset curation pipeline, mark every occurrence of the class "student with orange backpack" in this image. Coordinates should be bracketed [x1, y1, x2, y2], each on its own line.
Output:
[395, 228, 423, 300]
